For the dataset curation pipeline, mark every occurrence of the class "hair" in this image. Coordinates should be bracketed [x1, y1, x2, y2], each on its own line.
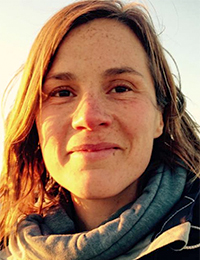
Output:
[0, 0, 200, 245]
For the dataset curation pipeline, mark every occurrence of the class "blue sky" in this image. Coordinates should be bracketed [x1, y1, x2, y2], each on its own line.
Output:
[0, 0, 200, 167]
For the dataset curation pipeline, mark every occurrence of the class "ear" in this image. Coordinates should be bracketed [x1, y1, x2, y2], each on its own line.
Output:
[154, 111, 164, 138]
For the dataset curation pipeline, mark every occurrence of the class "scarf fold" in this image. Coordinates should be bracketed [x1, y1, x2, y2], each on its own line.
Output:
[9, 165, 187, 260]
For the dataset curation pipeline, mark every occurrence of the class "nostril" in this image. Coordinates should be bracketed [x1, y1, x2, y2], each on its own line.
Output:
[99, 122, 106, 126]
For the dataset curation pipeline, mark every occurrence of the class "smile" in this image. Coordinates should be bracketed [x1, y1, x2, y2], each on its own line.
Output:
[67, 143, 120, 160]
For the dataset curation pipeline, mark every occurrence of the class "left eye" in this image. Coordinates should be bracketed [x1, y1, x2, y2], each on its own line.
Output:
[111, 86, 132, 93]
[50, 89, 74, 97]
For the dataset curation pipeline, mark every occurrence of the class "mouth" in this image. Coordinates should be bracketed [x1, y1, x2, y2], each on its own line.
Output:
[67, 143, 121, 155]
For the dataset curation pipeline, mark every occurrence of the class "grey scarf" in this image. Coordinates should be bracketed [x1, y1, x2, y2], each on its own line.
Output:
[8, 165, 187, 260]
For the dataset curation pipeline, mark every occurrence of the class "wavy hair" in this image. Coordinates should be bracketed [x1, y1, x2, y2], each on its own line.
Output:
[0, 0, 200, 244]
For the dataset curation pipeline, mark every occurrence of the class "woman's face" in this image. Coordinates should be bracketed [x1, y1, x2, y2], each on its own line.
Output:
[36, 19, 163, 200]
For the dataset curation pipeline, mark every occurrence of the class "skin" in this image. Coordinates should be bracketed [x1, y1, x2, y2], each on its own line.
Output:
[36, 19, 164, 230]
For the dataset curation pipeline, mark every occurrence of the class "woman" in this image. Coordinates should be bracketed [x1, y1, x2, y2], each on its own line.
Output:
[0, 0, 200, 259]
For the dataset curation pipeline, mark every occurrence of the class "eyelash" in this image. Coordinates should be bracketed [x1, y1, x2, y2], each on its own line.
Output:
[49, 86, 75, 97]
[109, 85, 132, 94]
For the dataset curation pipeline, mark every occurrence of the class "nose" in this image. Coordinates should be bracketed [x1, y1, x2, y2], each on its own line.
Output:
[72, 94, 112, 131]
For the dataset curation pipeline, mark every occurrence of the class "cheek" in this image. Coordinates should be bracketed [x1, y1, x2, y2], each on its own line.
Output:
[36, 109, 69, 161]
[36, 119, 67, 175]
[122, 103, 158, 160]
[122, 103, 156, 136]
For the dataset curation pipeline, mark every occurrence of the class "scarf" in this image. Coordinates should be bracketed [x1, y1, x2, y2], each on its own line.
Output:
[8, 164, 187, 260]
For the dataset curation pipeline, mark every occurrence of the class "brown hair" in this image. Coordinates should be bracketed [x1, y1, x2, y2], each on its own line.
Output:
[0, 0, 200, 245]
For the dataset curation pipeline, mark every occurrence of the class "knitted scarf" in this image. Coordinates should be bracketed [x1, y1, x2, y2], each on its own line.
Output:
[8, 164, 187, 260]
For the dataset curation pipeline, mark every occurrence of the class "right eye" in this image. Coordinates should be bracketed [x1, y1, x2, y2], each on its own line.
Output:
[49, 87, 75, 97]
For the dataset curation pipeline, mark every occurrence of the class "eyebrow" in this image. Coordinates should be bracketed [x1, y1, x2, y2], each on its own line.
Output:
[45, 72, 76, 82]
[45, 66, 143, 82]
[102, 66, 143, 78]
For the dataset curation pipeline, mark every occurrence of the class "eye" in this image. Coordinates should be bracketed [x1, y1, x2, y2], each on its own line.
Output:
[111, 85, 132, 93]
[50, 87, 75, 97]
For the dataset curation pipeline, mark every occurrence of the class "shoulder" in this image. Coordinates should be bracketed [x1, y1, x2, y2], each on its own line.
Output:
[153, 177, 200, 259]
[140, 176, 200, 260]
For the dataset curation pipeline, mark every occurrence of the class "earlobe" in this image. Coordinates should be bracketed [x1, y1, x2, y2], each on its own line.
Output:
[154, 112, 164, 138]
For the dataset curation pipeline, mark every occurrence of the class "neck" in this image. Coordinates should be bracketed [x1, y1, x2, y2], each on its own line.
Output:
[71, 182, 138, 231]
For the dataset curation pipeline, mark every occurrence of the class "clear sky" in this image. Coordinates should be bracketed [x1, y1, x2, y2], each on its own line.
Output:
[0, 0, 200, 169]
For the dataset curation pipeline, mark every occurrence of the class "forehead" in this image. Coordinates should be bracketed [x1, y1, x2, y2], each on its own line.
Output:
[68, 18, 127, 34]
[68, 18, 133, 41]
[65, 18, 144, 52]
[48, 19, 149, 75]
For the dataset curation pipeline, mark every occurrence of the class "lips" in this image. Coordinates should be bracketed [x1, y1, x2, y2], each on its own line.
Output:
[67, 142, 120, 154]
